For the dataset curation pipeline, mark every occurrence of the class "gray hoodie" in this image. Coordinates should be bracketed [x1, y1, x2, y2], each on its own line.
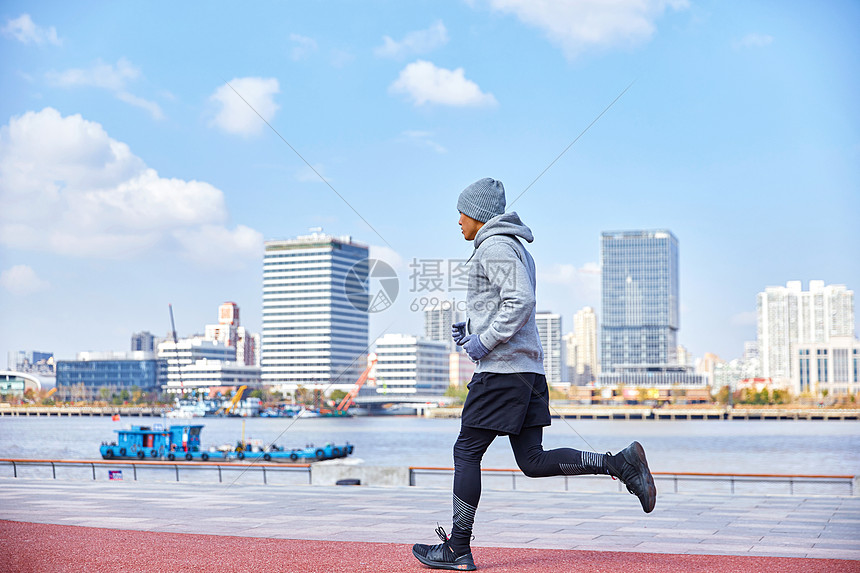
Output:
[466, 211, 545, 375]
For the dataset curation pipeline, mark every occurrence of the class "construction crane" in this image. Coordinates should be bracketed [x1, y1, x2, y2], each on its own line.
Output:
[168, 304, 184, 392]
[335, 354, 377, 413]
[217, 385, 248, 416]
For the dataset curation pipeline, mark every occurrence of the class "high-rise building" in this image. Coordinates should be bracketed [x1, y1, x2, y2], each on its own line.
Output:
[131, 332, 156, 353]
[373, 334, 449, 395]
[424, 301, 465, 353]
[261, 231, 369, 394]
[601, 230, 678, 370]
[203, 302, 258, 366]
[599, 230, 705, 387]
[7, 350, 54, 375]
[676, 345, 691, 367]
[573, 306, 600, 378]
[562, 332, 577, 384]
[535, 312, 562, 386]
[757, 280, 855, 391]
[448, 351, 475, 387]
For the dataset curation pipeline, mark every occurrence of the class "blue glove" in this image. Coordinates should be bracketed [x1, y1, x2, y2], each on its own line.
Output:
[462, 334, 490, 362]
[451, 322, 467, 345]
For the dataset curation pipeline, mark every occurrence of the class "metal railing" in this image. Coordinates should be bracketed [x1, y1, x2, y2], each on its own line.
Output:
[2, 459, 855, 496]
[0, 458, 312, 485]
[408, 466, 857, 496]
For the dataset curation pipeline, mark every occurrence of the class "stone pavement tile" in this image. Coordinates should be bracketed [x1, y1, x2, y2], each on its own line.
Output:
[813, 539, 860, 548]
[723, 522, 780, 530]
[538, 533, 598, 542]
[770, 525, 824, 533]
[488, 521, 574, 533]
[617, 526, 719, 536]
[748, 545, 811, 556]
[804, 548, 860, 560]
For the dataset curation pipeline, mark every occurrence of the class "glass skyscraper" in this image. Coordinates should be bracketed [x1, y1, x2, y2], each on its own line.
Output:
[261, 232, 369, 393]
[601, 230, 680, 373]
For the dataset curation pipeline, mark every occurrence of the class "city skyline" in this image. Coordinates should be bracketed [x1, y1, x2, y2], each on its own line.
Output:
[1, 2, 858, 363]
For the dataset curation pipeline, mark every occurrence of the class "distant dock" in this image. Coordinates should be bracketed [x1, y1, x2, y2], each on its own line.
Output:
[427, 406, 860, 421]
[1, 405, 858, 421]
[0, 406, 169, 417]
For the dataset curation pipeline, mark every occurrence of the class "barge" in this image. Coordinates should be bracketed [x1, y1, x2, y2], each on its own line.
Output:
[100, 424, 353, 462]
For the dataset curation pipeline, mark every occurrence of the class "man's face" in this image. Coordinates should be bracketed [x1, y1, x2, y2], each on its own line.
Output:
[459, 212, 484, 241]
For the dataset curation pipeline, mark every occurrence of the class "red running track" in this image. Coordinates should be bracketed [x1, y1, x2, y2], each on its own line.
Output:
[2, 520, 857, 573]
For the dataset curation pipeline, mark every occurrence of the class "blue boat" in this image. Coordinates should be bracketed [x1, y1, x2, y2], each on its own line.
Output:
[230, 440, 354, 462]
[100, 424, 353, 462]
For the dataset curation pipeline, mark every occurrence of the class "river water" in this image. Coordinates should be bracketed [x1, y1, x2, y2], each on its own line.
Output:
[2, 416, 859, 476]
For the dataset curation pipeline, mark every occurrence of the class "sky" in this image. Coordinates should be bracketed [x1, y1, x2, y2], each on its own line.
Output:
[1, 1, 858, 364]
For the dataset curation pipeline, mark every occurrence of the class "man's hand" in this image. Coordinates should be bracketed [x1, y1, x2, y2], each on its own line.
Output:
[461, 334, 490, 362]
[452, 322, 467, 345]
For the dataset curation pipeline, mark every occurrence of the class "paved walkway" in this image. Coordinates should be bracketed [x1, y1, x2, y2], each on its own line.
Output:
[1, 477, 859, 571]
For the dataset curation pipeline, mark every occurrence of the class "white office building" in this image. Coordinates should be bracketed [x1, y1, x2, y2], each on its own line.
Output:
[536, 312, 563, 386]
[758, 280, 855, 392]
[374, 334, 449, 395]
[573, 306, 600, 378]
[424, 301, 465, 354]
[797, 336, 860, 396]
[157, 338, 242, 392]
[562, 332, 577, 384]
[261, 232, 369, 394]
[168, 359, 262, 393]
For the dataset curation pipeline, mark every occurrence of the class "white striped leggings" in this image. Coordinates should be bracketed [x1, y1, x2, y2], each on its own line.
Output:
[448, 425, 607, 554]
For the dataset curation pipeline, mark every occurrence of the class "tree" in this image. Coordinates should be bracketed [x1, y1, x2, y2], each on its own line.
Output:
[714, 385, 731, 405]
[444, 385, 469, 404]
[330, 390, 348, 403]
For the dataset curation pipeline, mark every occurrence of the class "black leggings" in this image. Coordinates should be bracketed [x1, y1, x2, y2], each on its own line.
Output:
[449, 425, 606, 551]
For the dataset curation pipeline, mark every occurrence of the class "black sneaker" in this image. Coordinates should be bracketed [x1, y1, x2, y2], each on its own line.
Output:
[412, 526, 476, 571]
[606, 441, 657, 513]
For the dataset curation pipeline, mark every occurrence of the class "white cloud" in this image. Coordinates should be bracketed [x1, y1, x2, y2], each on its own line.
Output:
[375, 21, 448, 59]
[402, 130, 447, 153]
[734, 33, 774, 49]
[538, 262, 600, 284]
[0, 265, 50, 295]
[209, 77, 280, 137]
[2, 14, 61, 46]
[172, 225, 263, 270]
[369, 245, 405, 271]
[116, 91, 165, 120]
[390, 60, 497, 107]
[290, 33, 318, 60]
[46, 58, 139, 90]
[478, 0, 688, 59]
[0, 107, 262, 268]
[537, 261, 601, 299]
[46, 59, 163, 120]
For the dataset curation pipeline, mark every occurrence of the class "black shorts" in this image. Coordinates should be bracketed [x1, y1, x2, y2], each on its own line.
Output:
[460, 371, 551, 436]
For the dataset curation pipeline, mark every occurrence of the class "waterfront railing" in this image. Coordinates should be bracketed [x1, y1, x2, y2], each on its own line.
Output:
[0, 458, 312, 485]
[408, 466, 857, 496]
[1, 458, 855, 496]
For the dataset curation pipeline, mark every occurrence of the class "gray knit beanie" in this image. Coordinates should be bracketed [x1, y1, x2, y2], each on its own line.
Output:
[457, 178, 506, 223]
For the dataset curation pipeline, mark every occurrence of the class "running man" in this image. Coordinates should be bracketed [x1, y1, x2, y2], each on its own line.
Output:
[412, 178, 657, 571]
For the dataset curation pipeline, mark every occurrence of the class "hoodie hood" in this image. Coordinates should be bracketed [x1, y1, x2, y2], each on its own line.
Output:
[473, 211, 534, 249]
